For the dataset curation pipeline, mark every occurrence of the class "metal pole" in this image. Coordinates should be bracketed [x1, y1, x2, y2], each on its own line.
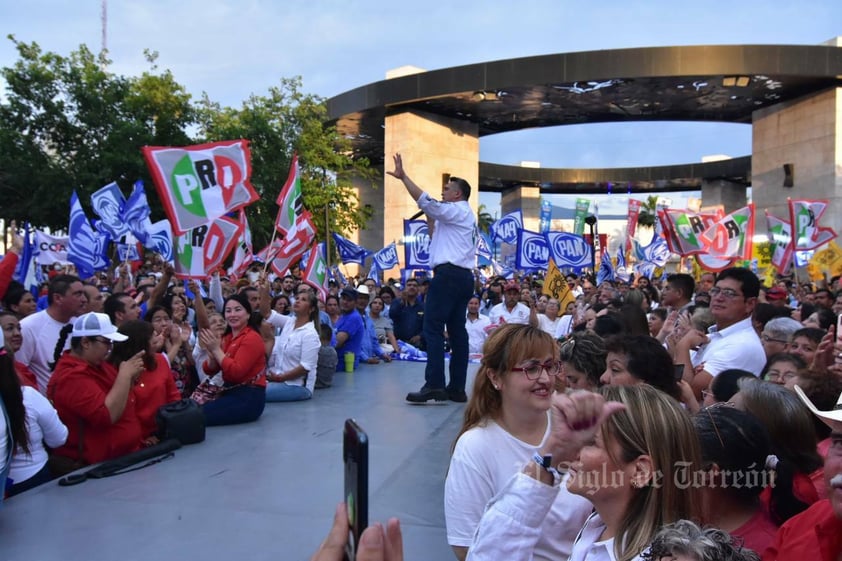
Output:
[325, 203, 331, 269]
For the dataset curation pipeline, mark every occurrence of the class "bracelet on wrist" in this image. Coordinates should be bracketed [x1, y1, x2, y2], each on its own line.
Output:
[532, 452, 563, 485]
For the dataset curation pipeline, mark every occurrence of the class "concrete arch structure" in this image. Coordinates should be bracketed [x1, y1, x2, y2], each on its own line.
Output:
[326, 43, 842, 268]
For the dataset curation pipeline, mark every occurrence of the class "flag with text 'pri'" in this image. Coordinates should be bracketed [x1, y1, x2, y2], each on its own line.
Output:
[766, 211, 793, 275]
[788, 199, 837, 251]
[270, 212, 317, 277]
[275, 152, 306, 236]
[303, 242, 329, 302]
[700, 204, 755, 261]
[143, 140, 258, 235]
[173, 216, 243, 280]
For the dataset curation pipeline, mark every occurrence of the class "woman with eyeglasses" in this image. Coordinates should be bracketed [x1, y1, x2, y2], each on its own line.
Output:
[445, 324, 593, 561]
[46, 312, 145, 470]
[761, 353, 806, 386]
[467, 384, 704, 561]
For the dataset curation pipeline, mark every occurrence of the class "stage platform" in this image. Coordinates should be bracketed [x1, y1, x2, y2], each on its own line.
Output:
[2, 360, 479, 560]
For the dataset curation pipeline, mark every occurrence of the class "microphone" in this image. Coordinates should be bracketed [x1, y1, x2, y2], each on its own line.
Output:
[409, 209, 425, 220]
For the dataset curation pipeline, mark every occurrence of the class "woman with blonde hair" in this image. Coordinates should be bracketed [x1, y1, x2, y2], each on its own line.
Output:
[468, 384, 704, 561]
[445, 324, 593, 561]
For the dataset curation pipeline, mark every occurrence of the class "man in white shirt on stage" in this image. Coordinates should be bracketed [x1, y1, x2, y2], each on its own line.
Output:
[388, 153, 477, 403]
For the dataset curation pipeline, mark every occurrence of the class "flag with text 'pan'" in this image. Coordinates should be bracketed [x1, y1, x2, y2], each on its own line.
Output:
[143, 140, 258, 235]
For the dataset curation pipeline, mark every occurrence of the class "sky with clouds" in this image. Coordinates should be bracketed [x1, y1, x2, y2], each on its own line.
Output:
[2, 0, 840, 216]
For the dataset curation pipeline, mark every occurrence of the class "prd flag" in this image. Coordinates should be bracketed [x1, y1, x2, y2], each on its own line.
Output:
[543, 258, 574, 313]
[275, 152, 306, 235]
[765, 212, 793, 275]
[700, 204, 755, 261]
[174, 216, 243, 279]
[302, 242, 329, 301]
[788, 199, 837, 251]
[68, 191, 111, 279]
[143, 140, 258, 235]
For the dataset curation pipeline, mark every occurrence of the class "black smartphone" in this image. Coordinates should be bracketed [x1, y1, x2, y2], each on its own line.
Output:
[673, 364, 685, 381]
[344, 419, 369, 561]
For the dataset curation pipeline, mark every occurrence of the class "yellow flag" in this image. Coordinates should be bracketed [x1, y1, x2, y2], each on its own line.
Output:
[543, 258, 575, 312]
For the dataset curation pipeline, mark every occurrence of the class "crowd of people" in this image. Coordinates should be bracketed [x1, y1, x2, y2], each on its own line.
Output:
[2, 167, 842, 559]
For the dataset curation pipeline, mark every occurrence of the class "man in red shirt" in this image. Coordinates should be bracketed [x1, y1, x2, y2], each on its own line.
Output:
[764, 387, 842, 560]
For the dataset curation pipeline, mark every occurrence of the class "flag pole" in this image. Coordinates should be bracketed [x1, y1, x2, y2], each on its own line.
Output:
[262, 227, 280, 275]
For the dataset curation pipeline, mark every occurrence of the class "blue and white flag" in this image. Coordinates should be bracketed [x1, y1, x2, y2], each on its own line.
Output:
[515, 229, 549, 272]
[144, 219, 174, 262]
[372, 242, 399, 271]
[68, 191, 110, 279]
[330, 265, 347, 288]
[615, 245, 630, 284]
[13, 222, 40, 294]
[403, 220, 431, 270]
[491, 259, 514, 279]
[476, 233, 493, 264]
[634, 261, 657, 280]
[597, 249, 615, 285]
[544, 232, 592, 272]
[91, 182, 129, 240]
[116, 243, 141, 262]
[123, 180, 153, 243]
[539, 200, 552, 233]
[633, 236, 670, 267]
[366, 265, 381, 287]
[490, 210, 523, 245]
[331, 233, 372, 265]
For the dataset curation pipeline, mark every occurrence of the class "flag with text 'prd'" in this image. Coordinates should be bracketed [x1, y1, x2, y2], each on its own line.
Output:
[91, 182, 129, 240]
[490, 210, 523, 245]
[303, 242, 329, 302]
[275, 152, 307, 236]
[788, 199, 837, 251]
[68, 191, 111, 279]
[143, 140, 258, 235]
[766, 212, 793, 275]
[403, 220, 431, 270]
[372, 242, 399, 271]
[173, 216, 243, 280]
[515, 229, 549, 272]
[700, 204, 755, 261]
[332, 232, 372, 265]
[543, 258, 574, 313]
[270, 213, 317, 277]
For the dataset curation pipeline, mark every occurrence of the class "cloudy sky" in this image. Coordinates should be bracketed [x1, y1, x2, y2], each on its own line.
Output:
[2, 0, 840, 215]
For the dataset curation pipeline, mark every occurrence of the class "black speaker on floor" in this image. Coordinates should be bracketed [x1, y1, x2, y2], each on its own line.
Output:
[783, 163, 794, 188]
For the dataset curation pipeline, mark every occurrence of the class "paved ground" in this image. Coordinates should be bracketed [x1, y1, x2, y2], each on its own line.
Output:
[2, 360, 478, 561]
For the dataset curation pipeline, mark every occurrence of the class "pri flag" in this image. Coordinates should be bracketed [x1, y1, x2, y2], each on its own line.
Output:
[275, 152, 306, 235]
[372, 242, 400, 271]
[230, 210, 255, 277]
[662, 209, 722, 256]
[143, 140, 259, 235]
[490, 210, 523, 245]
[302, 242, 329, 301]
[700, 205, 755, 261]
[542, 258, 575, 313]
[403, 220, 431, 270]
[766, 212, 794, 275]
[68, 191, 110, 279]
[515, 229, 550, 272]
[331, 233, 372, 265]
[269, 213, 317, 276]
[91, 182, 129, 239]
[625, 199, 642, 253]
[174, 216, 243, 279]
[788, 199, 837, 251]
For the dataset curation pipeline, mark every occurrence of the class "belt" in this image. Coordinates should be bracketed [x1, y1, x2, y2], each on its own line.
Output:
[433, 263, 470, 272]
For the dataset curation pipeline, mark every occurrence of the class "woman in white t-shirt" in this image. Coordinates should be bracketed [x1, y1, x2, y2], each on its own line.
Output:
[265, 292, 320, 402]
[445, 324, 593, 561]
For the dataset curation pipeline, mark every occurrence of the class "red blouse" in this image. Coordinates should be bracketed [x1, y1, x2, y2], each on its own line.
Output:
[203, 328, 267, 388]
[132, 353, 182, 438]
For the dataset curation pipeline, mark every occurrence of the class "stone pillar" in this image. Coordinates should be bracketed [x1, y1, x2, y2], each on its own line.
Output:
[752, 87, 842, 234]
[380, 109, 479, 274]
[499, 184, 541, 261]
[700, 179, 747, 215]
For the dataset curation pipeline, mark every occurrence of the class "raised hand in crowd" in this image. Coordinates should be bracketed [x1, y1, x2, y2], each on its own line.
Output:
[310, 503, 403, 561]
[809, 325, 836, 372]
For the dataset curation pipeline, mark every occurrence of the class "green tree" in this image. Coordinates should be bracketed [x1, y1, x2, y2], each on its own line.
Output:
[195, 77, 376, 250]
[0, 38, 196, 228]
[477, 203, 494, 235]
[637, 195, 659, 228]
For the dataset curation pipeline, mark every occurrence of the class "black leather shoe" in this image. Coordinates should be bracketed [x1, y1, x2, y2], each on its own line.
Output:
[446, 389, 468, 403]
[406, 386, 448, 403]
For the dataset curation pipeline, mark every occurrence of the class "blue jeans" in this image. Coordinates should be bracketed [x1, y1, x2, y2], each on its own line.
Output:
[202, 385, 266, 426]
[423, 263, 473, 391]
[265, 382, 312, 402]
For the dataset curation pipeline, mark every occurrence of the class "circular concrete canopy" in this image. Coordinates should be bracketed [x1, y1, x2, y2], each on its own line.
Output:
[326, 44, 842, 194]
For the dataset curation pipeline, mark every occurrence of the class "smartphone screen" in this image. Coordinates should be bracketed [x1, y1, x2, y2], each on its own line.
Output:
[344, 419, 369, 561]
[837, 313, 842, 344]
[673, 364, 685, 381]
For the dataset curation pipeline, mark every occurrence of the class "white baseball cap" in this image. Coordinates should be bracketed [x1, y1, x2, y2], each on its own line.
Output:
[794, 385, 842, 428]
[71, 312, 128, 342]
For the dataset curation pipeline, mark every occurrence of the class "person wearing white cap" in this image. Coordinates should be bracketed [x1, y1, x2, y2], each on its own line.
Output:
[764, 386, 842, 559]
[45, 312, 146, 469]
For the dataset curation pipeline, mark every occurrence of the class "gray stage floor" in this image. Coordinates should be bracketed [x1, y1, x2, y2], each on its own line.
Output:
[1, 360, 478, 561]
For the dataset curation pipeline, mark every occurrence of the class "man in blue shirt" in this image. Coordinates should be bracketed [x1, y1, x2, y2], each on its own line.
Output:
[356, 287, 391, 364]
[334, 287, 365, 372]
[388, 278, 425, 348]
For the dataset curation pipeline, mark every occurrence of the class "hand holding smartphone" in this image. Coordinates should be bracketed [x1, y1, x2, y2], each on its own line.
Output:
[343, 419, 368, 561]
